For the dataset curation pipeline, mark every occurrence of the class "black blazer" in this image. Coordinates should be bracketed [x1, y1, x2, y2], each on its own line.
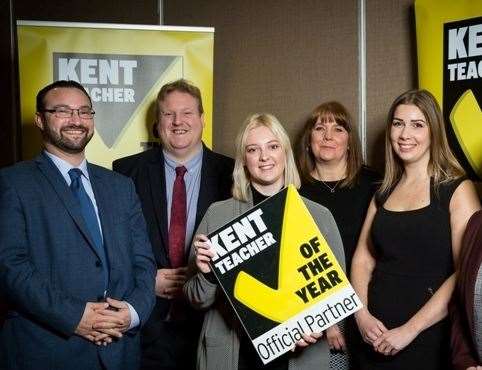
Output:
[112, 144, 234, 343]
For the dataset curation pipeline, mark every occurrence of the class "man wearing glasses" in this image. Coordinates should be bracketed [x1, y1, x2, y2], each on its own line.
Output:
[113, 79, 234, 370]
[0, 80, 156, 370]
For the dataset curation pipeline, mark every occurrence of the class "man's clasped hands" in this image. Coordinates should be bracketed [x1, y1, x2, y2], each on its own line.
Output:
[74, 297, 132, 346]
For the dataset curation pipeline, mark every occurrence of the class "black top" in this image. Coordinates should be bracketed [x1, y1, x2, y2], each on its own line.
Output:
[251, 184, 270, 206]
[299, 167, 380, 274]
[372, 177, 464, 281]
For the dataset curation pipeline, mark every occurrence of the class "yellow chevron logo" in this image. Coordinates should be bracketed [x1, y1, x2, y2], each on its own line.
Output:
[233, 185, 348, 323]
[450, 89, 482, 178]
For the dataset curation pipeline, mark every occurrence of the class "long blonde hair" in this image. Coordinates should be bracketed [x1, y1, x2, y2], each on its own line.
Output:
[379, 89, 465, 196]
[232, 113, 301, 201]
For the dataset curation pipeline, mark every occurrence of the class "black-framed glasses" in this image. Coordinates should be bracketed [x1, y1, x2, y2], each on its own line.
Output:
[42, 107, 95, 119]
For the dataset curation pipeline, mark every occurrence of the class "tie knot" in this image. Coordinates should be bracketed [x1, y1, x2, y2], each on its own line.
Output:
[175, 166, 187, 178]
[68, 168, 83, 182]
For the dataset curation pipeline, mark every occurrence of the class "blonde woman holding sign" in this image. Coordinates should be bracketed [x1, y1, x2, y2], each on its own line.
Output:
[351, 89, 480, 370]
[184, 113, 346, 370]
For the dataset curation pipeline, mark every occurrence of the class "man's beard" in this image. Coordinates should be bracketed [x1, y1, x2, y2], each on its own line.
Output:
[42, 124, 93, 154]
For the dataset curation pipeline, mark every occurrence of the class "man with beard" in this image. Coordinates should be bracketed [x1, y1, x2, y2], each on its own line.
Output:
[0, 80, 156, 370]
[113, 79, 233, 370]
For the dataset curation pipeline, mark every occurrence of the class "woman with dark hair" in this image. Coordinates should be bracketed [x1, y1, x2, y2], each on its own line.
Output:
[297, 101, 379, 367]
[450, 210, 482, 370]
[298, 101, 378, 276]
[351, 89, 480, 369]
[184, 113, 346, 370]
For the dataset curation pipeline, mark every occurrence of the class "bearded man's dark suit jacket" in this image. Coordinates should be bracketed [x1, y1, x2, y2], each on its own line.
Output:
[112, 145, 234, 367]
[0, 153, 156, 370]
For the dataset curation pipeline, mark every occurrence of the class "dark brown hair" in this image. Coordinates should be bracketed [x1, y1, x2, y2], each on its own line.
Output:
[36, 80, 92, 111]
[297, 101, 362, 187]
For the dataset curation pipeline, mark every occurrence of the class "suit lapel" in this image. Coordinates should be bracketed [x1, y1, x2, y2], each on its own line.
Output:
[35, 153, 100, 258]
[147, 150, 170, 263]
[196, 147, 218, 228]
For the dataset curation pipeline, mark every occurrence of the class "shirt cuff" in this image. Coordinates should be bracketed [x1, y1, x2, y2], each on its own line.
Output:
[125, 302, 140, 330]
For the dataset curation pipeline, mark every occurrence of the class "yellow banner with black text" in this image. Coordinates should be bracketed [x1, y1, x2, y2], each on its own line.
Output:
[415, 0, 482, 179]
[17, 21, 214, 168]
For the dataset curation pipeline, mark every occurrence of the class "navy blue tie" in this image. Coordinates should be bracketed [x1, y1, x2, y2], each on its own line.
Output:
[68, 168, 108, 289]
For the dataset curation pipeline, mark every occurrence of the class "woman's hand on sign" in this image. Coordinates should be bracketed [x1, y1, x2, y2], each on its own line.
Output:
[291, 331, 323, 352]
[355, 308, 387, 345]
[325, 324, 346, 351]
[193, 234, 216, 273]
[373, 323, 418, 356]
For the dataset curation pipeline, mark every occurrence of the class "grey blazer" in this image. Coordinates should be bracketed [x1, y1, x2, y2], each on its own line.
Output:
[184, 191, 346, 370]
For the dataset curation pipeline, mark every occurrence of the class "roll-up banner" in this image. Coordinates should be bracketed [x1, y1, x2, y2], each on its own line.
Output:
[17, 21, 214, 168]
[415, 1, 482, 179]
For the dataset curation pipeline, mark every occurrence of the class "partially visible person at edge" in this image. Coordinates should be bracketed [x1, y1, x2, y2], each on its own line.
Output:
[113, 79, 234, 370]
[297, 101, 380, 369]
[0, 80, 156, 370]
[450, 209, 482, 370]
[351, 89, 480, 370]
[0, 300, 6, 327]
[0, 285, 6, 367]
[184, 113, 347, 370]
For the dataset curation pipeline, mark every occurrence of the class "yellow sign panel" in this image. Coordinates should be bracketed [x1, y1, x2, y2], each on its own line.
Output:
[450, 90, 482, 176]
[17, 21, 214, 169]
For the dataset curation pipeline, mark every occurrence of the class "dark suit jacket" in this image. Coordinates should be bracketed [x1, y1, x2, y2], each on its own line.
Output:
[0, 301, 6, 328]
[112, 144, 234, 344]
[450, 210, 482, 369]
[0, 153, 156, 370]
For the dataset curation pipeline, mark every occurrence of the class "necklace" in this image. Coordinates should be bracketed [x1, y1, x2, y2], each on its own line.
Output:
[320, 179, 340, 193]
[313, 167, 344, 193]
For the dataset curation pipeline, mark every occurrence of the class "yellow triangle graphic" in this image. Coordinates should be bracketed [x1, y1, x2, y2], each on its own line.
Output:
[233, 185, 348, 323]
[450, 89, 482, 178]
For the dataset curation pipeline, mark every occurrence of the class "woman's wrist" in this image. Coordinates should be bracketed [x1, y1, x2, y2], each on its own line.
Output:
[355, 307, 370, 320]
[403, 318, 422, 337]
